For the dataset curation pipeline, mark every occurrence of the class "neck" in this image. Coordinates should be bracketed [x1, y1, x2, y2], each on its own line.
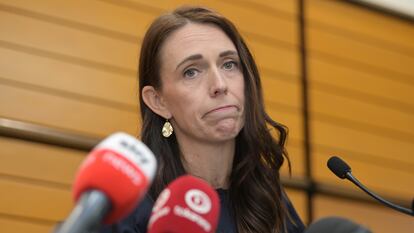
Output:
[177, 138, 235, 189]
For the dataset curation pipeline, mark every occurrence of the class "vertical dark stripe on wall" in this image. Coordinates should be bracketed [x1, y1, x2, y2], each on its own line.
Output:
[298, 0, 314, 224]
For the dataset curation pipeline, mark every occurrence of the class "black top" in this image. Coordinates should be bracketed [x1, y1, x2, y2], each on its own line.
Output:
[99, 189, 305, 233]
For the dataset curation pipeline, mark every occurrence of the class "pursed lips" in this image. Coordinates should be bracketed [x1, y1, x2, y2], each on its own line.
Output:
[203, 105, 239, 118]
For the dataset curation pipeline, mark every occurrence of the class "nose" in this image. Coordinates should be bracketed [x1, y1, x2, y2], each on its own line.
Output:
[209, 68, 228, 97]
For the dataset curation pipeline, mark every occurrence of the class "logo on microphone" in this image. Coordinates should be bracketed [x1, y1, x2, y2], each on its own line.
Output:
[120, 139, 149, 164]
[153, 188, 170, 212]
[185, 189, 211, 214]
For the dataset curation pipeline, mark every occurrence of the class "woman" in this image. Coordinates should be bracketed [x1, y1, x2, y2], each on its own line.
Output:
[102, 6, 305, 233]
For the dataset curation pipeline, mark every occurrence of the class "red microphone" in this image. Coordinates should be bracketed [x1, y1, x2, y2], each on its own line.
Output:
[57, 132, 157, 233]
[148, 175, 220, 233]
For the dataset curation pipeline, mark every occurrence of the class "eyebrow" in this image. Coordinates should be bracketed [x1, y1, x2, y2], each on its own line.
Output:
[175, 54, 203, 71]
[219, 50, 238, 58]
[175, 50, 238, 71]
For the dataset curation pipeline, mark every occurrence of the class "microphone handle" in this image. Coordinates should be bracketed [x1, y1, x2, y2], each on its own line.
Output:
[346, 172, 413, 216]
[57, 190, 112, 233]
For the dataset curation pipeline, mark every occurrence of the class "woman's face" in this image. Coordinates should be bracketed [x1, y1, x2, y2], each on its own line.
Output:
[158, 23, 245, 143]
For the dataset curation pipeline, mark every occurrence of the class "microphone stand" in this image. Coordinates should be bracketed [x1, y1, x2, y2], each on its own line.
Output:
[57, 190, 111, 233]
[345, 172, 414, 216]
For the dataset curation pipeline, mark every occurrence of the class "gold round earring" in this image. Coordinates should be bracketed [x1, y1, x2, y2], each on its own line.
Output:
[162, 119, 173, 138]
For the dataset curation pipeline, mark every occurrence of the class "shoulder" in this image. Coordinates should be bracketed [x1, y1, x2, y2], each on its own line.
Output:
[98, 195, 155, 233]
[282, 190, 306, 233]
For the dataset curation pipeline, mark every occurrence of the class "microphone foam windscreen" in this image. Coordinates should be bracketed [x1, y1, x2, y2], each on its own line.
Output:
[305, 217, 372, 233]
[148, 175, 220, 233]
[327, 156, 351, 179]
[73, 132, 157, 224]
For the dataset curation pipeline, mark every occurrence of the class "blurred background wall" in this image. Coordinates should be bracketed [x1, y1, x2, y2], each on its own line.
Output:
[0, 0, 413, 232]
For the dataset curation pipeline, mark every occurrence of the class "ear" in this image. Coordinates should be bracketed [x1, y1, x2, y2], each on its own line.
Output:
[141, 85, 172, 119]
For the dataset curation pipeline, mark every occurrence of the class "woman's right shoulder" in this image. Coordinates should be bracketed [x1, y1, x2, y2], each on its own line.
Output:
[99, 195, 155, 233]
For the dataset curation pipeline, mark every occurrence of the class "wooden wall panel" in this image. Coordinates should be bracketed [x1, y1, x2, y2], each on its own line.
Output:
[307, 0, 414, 211]
[245, 37, 299, 77]
[0, 10, 138, 71]
[0, 137, 85, 185]
[0, 84, 139, 137]
[0, 47, 137, 106]
[0, 178, 71, 222]
[314, 195, 414, 233]
[262, 77, 301, 109]
[307, 0, 414, 51]
[308, 26, 414, 78]
[309, 58, 414, 107]
[311, 88, 414, 136]
[0, 216, 52, 233]
[0, 137, 85, 232]
[311, 120, 413, 166]
[0, 0, 157, 38]
[234, 0, 297, 17]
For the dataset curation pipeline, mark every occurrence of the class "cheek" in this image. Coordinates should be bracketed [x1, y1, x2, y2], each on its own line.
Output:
[240, 83, 245, 102]
[170, 99, 204, 132]
[235, 78, 245, 104]
[237, 80, 246, 120]
[165, 91, 202, 119]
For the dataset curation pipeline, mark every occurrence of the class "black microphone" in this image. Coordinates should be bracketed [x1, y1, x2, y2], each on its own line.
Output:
[305, 217, 372, 233]
[327, 156, 414, 217]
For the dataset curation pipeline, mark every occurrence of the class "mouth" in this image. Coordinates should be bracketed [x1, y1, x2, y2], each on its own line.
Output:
[204, 105, 239, 117]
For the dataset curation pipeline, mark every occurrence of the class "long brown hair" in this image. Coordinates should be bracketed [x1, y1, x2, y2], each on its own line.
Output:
[138, 6, 291, 233]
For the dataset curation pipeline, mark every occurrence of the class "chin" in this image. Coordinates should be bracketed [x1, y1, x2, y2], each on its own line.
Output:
[214, 127, 242, 141]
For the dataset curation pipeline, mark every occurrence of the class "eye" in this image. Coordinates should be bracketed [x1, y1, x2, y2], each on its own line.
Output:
[222, 61, 237, 70]
[183, 68, 199, 79]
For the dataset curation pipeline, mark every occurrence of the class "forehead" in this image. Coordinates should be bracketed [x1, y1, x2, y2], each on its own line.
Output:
[159, 23, 237, 67]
